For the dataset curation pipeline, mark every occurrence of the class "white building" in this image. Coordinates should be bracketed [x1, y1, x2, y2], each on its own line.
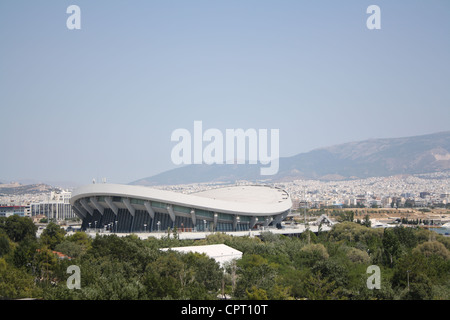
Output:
[161, 244, 242, 268]
[31, 190, 76, 221]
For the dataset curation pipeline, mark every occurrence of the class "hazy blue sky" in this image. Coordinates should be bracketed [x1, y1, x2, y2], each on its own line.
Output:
[1, 0, 449, 186]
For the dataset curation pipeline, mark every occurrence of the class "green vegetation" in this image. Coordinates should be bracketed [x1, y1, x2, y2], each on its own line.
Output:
[0, 216, 449, 300]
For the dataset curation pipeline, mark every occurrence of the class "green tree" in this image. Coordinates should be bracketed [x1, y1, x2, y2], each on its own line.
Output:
[382, 228, 401, 267]
[328, 222, 383, 244]
[12, 237, 39, 270]
[40, 222, 66, 250]
[346, 247, 370, 264]
[362, 215, 371, 228]
[295, 243, 329, 267]
[412, 241, 450, 260]
[390, 250, 443, 300]
[144, 251, 189, 299]
[338, 211, 355, 223]
[89, 234, 157, 273]
[311, 259, 349, 289]
[246, 286, 268, 300]
[0, 258, 42, 299]
[181, 252, 223, 298]
[66, 231, 92, 251]
[235, 254, 278, 299]
[54, 240, 84, 259]
[0, 215, 37, 242]
[302, 271, 342, 300]
[0, 232, 11, 257]
[393, 226, 417, 250]
[35, 247, 59, 284]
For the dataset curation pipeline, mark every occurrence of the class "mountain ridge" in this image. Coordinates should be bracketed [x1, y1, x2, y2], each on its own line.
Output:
[131, 131, 450, 186]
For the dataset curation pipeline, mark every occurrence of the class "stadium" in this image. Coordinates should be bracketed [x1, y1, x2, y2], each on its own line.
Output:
[70, 184, 292, 233]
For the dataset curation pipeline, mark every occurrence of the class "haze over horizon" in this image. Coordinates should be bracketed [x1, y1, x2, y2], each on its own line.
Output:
[1, 1, 449, 186]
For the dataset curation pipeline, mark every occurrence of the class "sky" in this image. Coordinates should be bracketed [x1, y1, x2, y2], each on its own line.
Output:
[1, 0, 449, 187]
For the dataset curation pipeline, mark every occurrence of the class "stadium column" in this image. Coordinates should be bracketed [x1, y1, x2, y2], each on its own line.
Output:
[144, 201, 155, 219]
[122, 198, 135, 217]
[190, 209, 196, 226]
[123, 198, 136, 232]
[73, 203, 87, 219]
[144, 201, 155, 232]
[80, 199, 94, 216]
[273, 211, 289, 226]
[250, 216, 258, 229]
[233, 215, 240, 231]
[90, 197, 104, 215]
[105, 197, 119, 215]
[263, 217, 273, 227]
[213, 213, 218, 231]
[166, 205, 176, 224]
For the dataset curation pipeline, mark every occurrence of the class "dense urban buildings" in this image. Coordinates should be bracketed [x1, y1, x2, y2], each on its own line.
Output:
[1, 172, 448, 226]
[0, 187, 76, 221]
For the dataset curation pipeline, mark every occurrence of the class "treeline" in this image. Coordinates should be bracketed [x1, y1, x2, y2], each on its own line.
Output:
[1, 215, 449, 300]
[399, 218, 439, 225]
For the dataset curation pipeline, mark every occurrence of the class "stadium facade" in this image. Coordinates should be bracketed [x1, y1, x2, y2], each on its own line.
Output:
[70, 184, 292, 233]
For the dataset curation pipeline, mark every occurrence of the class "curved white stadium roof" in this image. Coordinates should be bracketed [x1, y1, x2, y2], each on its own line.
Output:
[70, 183, 292, 216]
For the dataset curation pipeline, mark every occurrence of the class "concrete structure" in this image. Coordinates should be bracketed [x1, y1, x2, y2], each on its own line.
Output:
[0, 205, 28, 217]
[70, 183, 292, 233]
[161, 244, 242, 267]
[30, 190, 76, 221]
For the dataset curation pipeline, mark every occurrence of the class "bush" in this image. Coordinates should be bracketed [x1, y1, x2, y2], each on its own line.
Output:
[295, 243, 329, 268]
[413, 241, 450, 260]
[346, 247, 370, 264]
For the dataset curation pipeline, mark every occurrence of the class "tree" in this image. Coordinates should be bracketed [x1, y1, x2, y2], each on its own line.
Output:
[181, 252, 223, 299]
[393, 226, 417, 249]
[0, 232, 11, 257]
[144, 251, 190, 299]
[362, 215, 371, 228]
[311, 260, 349, 289]
[0, 215, 37, 242]
[412, 241, 450, 260]
[12, 237, 39, 270]
[338, 211, 354, 223]
[0, 258, 42, 299]
[299, 230, 317, 244]
[302, 271, 342, 300]
[328, 222, 383, 244]
[35, 247, 59, 285]
[54, 240, 83, 259]
[246, 286, 268, 300]
[66, 231, 92, 249]
[40, 222, 66, 250]
[235, 254, 278, 299]
[298, 243, 329, 266]
[89, 234, 158, 273]
[346, 247, 370, 264]
[382, 228, 401, 267]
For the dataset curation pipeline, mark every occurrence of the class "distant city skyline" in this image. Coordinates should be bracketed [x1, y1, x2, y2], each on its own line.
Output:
[1, 1, 449, 186]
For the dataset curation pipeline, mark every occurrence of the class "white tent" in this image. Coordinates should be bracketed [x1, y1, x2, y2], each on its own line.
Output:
[161, 244, 242, 267]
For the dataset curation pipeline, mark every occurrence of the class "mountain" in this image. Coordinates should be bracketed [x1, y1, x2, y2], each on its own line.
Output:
[0, 179, 79, 189]
[0, 182, 59, 196]
[130, 131, 450, 186]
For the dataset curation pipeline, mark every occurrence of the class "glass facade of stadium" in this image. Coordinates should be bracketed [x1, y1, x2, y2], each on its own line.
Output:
[72, 195, 288, 233]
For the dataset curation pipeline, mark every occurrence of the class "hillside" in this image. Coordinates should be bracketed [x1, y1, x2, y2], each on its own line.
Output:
[131, 131, 450, 185]
[0, 182, 58, 196]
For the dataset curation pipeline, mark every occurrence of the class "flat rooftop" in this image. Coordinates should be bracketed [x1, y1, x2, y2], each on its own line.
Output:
[160, 244, 243, 267]
[194, 185, 290, 205]
[71, 183, 292, 216]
